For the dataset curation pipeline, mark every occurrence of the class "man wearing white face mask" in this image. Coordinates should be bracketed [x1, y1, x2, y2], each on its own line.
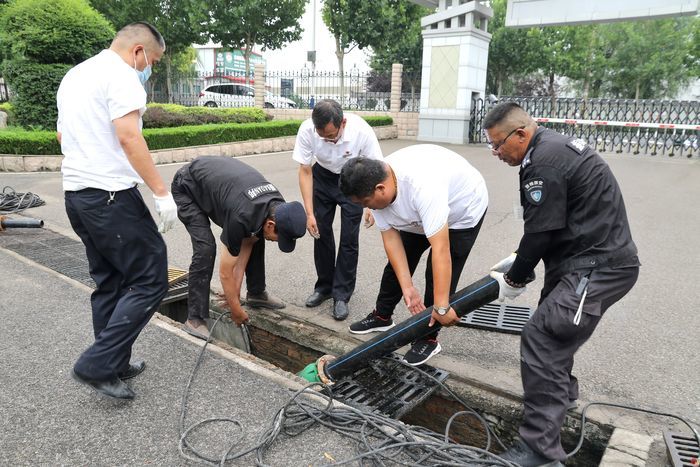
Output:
[56, 22, 176, 400]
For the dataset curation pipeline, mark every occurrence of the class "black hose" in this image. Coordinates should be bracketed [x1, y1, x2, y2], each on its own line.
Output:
[1, 218, 44, 229]
[325, 275, 500, 381]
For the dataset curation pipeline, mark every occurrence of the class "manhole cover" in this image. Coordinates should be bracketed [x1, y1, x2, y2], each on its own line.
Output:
[327, 354, 448, 419]
[458, 302, 533, 334]
[664, 430, 700, 467]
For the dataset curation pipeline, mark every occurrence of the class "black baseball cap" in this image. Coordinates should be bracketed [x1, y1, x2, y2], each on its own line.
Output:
[275, 201, 306, 253]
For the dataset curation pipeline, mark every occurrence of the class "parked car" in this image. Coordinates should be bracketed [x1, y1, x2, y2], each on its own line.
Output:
[197, 83, 297, 109]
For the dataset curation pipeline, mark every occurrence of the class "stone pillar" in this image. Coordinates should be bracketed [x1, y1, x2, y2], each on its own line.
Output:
[417, 1, 493, 144]
[390, 63, 403, 113]
[254, 63, 265, 109]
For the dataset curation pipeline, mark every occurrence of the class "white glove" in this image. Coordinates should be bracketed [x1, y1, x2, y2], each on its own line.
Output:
[153, 192, 178, 233]
[491, 253, 517, 273]
[489, 271, 527, 302]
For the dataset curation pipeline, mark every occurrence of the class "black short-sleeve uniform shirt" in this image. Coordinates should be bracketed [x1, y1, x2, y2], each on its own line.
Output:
[180, 156, 285, 256]
[519, 128, 639, 276]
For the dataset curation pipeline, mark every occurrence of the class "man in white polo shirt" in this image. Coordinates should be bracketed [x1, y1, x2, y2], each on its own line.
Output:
[339, 145, 488, 365]
[56, 22, 177, 400]
[293, 99, 383, 321]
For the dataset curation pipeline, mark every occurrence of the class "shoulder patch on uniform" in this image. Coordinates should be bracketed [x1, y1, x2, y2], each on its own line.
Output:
[245, 183, 279, 200]
[523, 177, 545, 205]
[566, 138, 588, 154]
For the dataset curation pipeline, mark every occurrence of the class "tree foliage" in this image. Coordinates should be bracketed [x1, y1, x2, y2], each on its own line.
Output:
[89, 0, 209, 102]
[0, 0, 113, 129]
[367, 0, 429, 95]
[0, 0, 113, 64]
[487, 5, 698, 99]
[486, 0, 538, 96]
[209, 0, 307, 84]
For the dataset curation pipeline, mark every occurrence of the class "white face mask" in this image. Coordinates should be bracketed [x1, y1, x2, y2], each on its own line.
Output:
[133, 48, 151, 86]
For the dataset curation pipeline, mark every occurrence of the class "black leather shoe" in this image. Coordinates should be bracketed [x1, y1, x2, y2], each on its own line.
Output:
[305, 291, 332, 307]
[118, 359, 146, 380]
[333, 300, 349, 321]
[496, 438, 563, 467]
[71, 370, 135, 400]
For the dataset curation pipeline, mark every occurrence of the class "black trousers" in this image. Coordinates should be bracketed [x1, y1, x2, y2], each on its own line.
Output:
[65, 186, 168, 382]
[519, 264, 639, 461]
[312, 163, 362, 302]
[375, 214, 484, 340]
[172, 168, 265, 321]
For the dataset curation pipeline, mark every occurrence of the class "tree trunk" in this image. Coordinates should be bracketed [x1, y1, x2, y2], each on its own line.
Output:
[335, 35, 344, 103]
[497, 73, 503, 97]
[549, 71, 556, 113]
[165, 55, 174, 104]
[635, 80, 640, 101]
[244, 46, 252, 86]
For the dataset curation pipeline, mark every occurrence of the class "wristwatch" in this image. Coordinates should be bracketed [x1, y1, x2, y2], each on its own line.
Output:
[434, 305, 449, 316]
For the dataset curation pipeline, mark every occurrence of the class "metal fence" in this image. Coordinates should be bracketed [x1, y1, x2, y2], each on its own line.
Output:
[150, 70, 253, 107]
[470, 97, 700, 158]
[264, 69, 419, 111]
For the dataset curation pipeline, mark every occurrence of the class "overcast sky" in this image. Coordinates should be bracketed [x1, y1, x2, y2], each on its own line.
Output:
[259, 0, 373, 72]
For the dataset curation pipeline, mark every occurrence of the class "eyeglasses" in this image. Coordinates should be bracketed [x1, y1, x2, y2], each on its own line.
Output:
[320, 125, 343, 143]
[487, 125, 525, 152]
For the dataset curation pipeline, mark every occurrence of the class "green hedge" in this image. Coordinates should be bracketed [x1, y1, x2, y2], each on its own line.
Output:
[0, 115, 394, 155]
[143, 104, 271, 128]
[3, 60, 72, 130]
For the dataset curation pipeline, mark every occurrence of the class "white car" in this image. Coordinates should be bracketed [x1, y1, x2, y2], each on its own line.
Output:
[197, 83, 297, 109]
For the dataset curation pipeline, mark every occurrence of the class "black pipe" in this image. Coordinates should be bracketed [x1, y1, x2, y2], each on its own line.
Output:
[0, 218, 44, 229]
[324, 275, 500, 381]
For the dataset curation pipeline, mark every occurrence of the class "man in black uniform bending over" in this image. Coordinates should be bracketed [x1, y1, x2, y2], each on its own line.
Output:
[172, 156, 306, 338]
[484, 103, 640, 467]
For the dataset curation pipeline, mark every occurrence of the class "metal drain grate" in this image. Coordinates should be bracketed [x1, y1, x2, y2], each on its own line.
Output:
[664, 431, 700, 467]
[2, 230, 96, 287]
[1, 229, 189, 300]
[326, 353, 449, 419]
[458, 302, 533, 334]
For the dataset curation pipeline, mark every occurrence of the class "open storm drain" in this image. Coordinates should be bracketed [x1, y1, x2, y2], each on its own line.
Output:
[458, 302, 534, 334]
[326, 354, 449, 419]
[664, 431, 700, 467]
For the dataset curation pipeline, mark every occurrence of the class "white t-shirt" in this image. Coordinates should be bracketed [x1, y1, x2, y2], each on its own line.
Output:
[373, 145, 489, 237]
[292, 112, 383, 173]
[57, 49, 147, 191]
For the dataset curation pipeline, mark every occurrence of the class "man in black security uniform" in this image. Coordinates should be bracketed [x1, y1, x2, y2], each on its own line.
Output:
[484, 103, 640, 467]
[172, 156, 306, 338]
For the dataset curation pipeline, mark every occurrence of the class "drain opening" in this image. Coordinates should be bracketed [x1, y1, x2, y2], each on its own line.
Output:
[328, 354, 448, 419]
[664, 430, 700, 467]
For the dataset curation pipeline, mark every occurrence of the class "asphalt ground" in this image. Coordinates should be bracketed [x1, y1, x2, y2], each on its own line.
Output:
[1, 140, 698, 463]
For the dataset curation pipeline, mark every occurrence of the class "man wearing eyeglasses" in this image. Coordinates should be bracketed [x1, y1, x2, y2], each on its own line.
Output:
[293, 99, 383, 321]
[483, 102, 640, 467]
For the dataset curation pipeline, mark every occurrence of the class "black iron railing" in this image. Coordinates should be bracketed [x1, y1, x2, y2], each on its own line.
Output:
[470, 97, 700, 158]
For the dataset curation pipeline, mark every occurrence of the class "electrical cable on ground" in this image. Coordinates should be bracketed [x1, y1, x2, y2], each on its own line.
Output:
[178, 315, 700, 466]
[0, 186, 45, 214]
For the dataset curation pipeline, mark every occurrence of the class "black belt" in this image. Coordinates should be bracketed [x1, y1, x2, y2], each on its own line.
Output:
[550, 243, 638, 277]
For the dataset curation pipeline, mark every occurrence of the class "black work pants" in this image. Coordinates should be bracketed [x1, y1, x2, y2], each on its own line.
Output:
[375, 214, 484, 340]
[519, 264, 639, 461]
[65, 186, 168, 382]
[172, 168, 265, 321]
[312, 163, 362, 302]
